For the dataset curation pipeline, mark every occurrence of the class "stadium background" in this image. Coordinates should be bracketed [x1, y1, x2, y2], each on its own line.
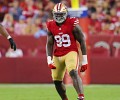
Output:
[0, 0, 120, 100]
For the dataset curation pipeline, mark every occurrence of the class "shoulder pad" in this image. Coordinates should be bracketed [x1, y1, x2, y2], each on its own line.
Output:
[73, 18, 79, 26]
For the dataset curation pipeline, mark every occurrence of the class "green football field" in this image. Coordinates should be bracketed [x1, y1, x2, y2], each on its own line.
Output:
[0, 84, 119, 100]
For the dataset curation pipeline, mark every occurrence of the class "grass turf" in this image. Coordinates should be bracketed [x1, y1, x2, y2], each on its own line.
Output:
[0, 84, 119, 100]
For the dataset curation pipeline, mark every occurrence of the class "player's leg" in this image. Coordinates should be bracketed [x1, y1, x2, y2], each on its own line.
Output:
[65, 51, 84, 100]
[52, 56, 68, 100]
[54, 81, 68, 100]
[69, 70, 84, 100]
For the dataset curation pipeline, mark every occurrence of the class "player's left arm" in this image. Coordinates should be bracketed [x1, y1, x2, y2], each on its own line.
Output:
[0, 24, 16, 51]
[73, 24, 88, 72]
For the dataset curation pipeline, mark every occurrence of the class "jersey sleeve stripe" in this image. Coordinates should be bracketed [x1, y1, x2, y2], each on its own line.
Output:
[73, 23, 79, 26]
[74, 21, 79, 23]
[74, 22, 79, 24]
[75, 19, 79, 21]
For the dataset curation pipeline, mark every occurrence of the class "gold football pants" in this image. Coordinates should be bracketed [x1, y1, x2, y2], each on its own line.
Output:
[51, 51, 79, 81]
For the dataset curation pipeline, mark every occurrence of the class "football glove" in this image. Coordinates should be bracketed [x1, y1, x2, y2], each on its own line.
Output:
[7, 36, 16, 51]
[47, 56, 56, 69]
[80, 55, 88, 72]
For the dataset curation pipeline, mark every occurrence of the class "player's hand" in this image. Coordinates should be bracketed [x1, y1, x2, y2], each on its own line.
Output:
[8, 38, 16, 51]
[80, 55, 88, 72]
[80, 64, 87, 72]
[47, 56, 56, 69]
[48, 63, 56, 69]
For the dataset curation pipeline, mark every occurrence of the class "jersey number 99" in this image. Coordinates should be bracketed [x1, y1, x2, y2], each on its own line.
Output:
[54, 34, 71, 47]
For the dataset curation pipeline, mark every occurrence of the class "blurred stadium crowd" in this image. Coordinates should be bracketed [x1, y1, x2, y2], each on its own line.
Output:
[0, 0, 120, 36]
[87, 0, 120, 35]
[0, 0, 55, 37]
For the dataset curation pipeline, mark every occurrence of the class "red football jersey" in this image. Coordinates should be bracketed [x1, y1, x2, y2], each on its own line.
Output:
[47, 17, 79, 56]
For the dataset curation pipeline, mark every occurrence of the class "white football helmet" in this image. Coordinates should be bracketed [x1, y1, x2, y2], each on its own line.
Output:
[53, 3, 68, 23]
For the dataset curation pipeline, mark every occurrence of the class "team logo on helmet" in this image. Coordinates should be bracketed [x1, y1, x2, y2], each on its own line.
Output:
[53, 3, 68, 23]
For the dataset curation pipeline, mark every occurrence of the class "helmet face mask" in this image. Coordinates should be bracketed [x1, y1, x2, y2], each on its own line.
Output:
[53, 3, 68, 24]
[53, 12, 67, 23]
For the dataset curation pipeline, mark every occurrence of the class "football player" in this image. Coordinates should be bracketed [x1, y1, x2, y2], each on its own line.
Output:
[46, 3, 88, 100]
[0, 24, 16, 51]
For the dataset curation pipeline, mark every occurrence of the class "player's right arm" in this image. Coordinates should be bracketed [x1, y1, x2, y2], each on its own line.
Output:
[46, 30, 56, 69]
[0, 24, 16, 51]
